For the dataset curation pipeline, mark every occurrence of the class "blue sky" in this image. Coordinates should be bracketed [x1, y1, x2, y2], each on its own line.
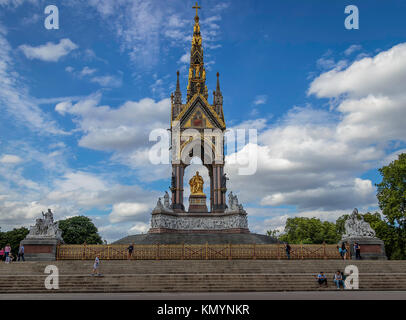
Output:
[1, 0, 406, 242]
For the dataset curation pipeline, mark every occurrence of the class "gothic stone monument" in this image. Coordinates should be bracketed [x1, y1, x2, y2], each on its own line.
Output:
[116, 3, 274, 245]
[149, 3, 248, 236]
[340, 208, 387, 260]
[20, 209, 63, 261]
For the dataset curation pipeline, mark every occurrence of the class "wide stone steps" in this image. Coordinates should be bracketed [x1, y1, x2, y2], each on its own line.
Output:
[1, 260, 406, 293]
[1, 260, 405, 274]
[2, 274, 406, 293]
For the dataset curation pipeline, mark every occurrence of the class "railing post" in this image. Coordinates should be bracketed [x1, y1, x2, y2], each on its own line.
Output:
[228, 243, 232, 260]
[253, 244, 256, 260]
[277, 242, 280, 260]
[182, 243, 185, 260]
[205, 242, 208, 260]
[156, 243, 160, 260]
[301, 242, 304, 260]
[323, 241, 327, 260]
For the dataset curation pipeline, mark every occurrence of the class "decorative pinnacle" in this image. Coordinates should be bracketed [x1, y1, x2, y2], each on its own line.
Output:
[176, 70, 180, 90]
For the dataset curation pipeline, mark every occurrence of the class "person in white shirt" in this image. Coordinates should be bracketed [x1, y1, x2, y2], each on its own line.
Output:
[92, 256, 101, 276]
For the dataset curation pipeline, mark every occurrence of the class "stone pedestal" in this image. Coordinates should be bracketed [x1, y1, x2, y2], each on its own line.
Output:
[150, 211, 249, 234]
[341, 237, 387, 260]
[20, 238, 60, 261]
[188, 194, 208, 213]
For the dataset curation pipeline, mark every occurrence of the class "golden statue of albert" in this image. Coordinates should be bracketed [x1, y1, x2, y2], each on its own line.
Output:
[189, 171, 204, 195]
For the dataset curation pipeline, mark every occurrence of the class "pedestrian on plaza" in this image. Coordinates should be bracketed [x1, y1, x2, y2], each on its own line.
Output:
[354, 242, 361, 260]
[6, 251, 14, 264]
[341, 242, 347, 260]
[285, 243, 291, 260]
[4, 244, 11, 263]
[92, 255, 101, 276]
[18, 245, 25, 262]
[127, 243, 134, 260]
[0, 248, 4, 261]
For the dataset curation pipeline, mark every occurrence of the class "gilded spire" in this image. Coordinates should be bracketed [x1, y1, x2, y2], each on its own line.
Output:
[187, 1, 208, 102]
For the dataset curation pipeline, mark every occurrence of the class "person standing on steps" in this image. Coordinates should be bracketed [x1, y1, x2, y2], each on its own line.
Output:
[127, 243, 134, 260]
[341, 243, 347, 260]
[4, 244, 11, 263]
[92, 255, 101, 276]
[285, 243, 291, 260]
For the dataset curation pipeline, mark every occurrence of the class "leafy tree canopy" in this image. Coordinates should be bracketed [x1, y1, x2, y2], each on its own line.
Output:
[270, 217, 340, 244]
[376, 153, 406, 259]
[58, 216, 103, 244]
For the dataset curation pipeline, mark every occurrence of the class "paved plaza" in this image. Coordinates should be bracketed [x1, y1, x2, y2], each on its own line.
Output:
[1, 291, 406, 300]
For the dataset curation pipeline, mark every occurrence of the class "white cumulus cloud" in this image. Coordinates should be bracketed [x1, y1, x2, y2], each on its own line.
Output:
[19, 38, 78, 62]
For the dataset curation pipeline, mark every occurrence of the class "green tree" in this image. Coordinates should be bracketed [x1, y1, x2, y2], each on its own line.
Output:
[275, 217, 340, 244]
[58, 216, 102, 244]
[363, 212, 398, 259]
[0, 227, 29, 256]
[377, 153, 406, 259]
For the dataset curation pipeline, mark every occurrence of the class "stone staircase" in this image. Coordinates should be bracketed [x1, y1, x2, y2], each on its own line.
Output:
[1, 260, 405, 293]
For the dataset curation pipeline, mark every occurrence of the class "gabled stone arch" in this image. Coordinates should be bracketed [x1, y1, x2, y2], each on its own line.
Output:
[180, 136, 216, 167]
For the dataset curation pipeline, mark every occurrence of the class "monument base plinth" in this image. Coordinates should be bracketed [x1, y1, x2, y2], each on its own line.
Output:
[341, 238, 387, 260]
[20, 238, 60, 261]
[188, 194, 208, 213]
[150, 210, 249, 234]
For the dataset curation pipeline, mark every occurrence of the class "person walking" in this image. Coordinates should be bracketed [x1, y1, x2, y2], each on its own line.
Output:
[354, 242, 361, 260]
[4, 244, 11, 263]
[127, 243, 134, 260]
[18, 245, 25, 262]
[285, 243, 291, 260]
[341, 243, 347, 260]
[0, 248, 4, 261]
[92, 255, 101, 276]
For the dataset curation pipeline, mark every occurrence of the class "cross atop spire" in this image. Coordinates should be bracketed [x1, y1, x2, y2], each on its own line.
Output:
[187, 0, 207, 101]
[192, 2, 201, 17]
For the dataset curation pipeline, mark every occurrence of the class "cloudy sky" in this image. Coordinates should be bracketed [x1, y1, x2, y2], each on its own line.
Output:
[0, 0, 405, 242]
